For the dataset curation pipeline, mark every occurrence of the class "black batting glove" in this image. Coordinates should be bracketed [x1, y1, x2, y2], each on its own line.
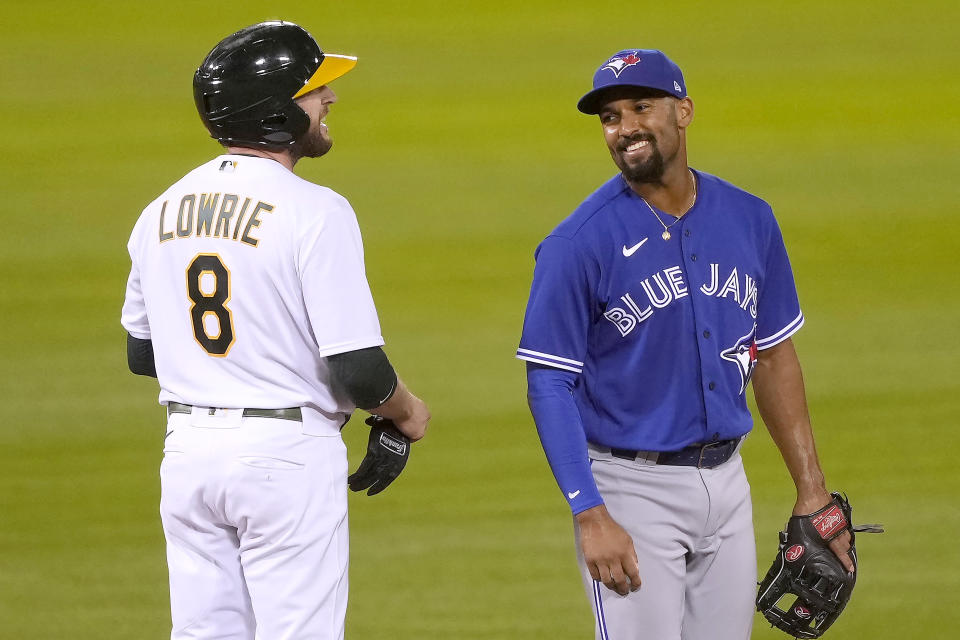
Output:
[348, 416, 411, 496]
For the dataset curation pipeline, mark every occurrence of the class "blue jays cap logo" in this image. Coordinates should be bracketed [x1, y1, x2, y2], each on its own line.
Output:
[721, 324, 759, 395]
[602, 52, 642, 78]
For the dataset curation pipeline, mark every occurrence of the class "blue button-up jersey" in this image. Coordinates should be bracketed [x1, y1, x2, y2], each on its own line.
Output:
[517, 170, 803, 451]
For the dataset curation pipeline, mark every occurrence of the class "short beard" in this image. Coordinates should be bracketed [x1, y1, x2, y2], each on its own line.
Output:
[615, 135, 665, 184]
[292, 126, 333, 160]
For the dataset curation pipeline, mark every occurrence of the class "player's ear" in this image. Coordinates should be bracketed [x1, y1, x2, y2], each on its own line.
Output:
[676, 97, 694, 129]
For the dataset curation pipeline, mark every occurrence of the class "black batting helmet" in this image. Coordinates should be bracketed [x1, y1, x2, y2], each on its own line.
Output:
[193, 21, 356, 149]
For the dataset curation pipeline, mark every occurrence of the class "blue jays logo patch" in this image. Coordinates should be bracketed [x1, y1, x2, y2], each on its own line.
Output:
[602, 52, 642, 78]
[720, 324, 759, 395]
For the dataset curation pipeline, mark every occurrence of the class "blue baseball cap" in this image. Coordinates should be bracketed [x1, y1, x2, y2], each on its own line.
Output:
[577, 49, 687, 114]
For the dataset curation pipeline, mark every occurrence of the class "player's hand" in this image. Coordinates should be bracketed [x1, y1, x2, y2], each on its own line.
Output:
[793, 492, 855, 572]
[576, 504, 641, 596]
[828, 530, 854, 572]
[392, 392, 430, 442]
[348, 416, 410, 496]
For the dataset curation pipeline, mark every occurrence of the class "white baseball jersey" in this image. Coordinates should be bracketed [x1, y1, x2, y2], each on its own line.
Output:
[121, 154, 383, 432]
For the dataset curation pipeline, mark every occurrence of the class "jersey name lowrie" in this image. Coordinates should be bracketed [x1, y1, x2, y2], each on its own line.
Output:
[158, 192, 275, 247]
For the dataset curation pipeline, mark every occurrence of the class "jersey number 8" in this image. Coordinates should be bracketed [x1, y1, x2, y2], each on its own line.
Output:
[186, 254, 236, 356]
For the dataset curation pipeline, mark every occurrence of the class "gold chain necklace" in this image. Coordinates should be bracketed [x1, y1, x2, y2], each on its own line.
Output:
[640, 170, 697, 241]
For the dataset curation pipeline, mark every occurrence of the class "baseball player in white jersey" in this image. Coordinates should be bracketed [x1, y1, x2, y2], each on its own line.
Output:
[121, 21, 430, 639]
[517, 50, 853, 639]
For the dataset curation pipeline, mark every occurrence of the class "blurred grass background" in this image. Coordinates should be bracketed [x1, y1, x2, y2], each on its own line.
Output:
[1, 0, 957, 637]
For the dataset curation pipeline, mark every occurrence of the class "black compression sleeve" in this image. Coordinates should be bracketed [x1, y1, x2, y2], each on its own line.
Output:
[127, 334, 157, 378]
[327, 346, 398, 410]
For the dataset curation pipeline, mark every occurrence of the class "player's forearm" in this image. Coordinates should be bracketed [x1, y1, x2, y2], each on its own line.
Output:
[368, 378, 429, 441]
[751, 339, 830, 512]
[526, 364, 603, 515]
[327, 347, 428, 440]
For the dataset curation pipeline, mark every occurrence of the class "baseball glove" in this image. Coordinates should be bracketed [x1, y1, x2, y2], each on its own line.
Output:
[756, 492, 883, 638]
[348, 416, 411, 496]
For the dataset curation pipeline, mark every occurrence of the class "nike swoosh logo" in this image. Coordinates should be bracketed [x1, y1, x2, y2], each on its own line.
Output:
[622, 238, 648, 256]
[567, 490, 581, 499]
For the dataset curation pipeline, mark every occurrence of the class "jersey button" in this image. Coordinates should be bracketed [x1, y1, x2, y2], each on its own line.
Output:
[703, 330, 711, 338]
[691, 254, 698, 261]
[684, 229, 691, 237]
[708, 382, 716, 390]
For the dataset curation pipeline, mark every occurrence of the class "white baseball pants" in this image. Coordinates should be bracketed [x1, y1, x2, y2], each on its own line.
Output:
[576, 446, 756, 640]
[159, 408, 349, 640]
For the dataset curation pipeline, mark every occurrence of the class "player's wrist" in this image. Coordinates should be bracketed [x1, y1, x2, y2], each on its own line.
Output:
[793, 486, 831, 515]
[370, 381, 429, 441]
[574, 503, 610, 524]
[370, 379, 411, 419]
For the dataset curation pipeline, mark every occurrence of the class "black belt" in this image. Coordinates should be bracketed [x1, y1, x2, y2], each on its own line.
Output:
[166, 402, 302, 422]
[610, 438, 740, 469]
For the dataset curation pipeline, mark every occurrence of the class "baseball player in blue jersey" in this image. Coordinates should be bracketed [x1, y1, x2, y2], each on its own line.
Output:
[517, 50, 853, 639]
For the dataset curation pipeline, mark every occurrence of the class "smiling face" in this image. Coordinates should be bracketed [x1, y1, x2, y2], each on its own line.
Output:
[292, 84, 338, 158]
[597, 87, 694, 184]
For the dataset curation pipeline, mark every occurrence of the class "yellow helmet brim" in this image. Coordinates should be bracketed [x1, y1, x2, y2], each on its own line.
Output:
[293, 53, 358, 98]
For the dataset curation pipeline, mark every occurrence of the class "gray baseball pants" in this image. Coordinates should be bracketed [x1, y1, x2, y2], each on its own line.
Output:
[576, 444, 756, 640]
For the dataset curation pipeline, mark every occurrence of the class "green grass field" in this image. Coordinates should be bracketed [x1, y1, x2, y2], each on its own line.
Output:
[1, 1, 957, 637]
